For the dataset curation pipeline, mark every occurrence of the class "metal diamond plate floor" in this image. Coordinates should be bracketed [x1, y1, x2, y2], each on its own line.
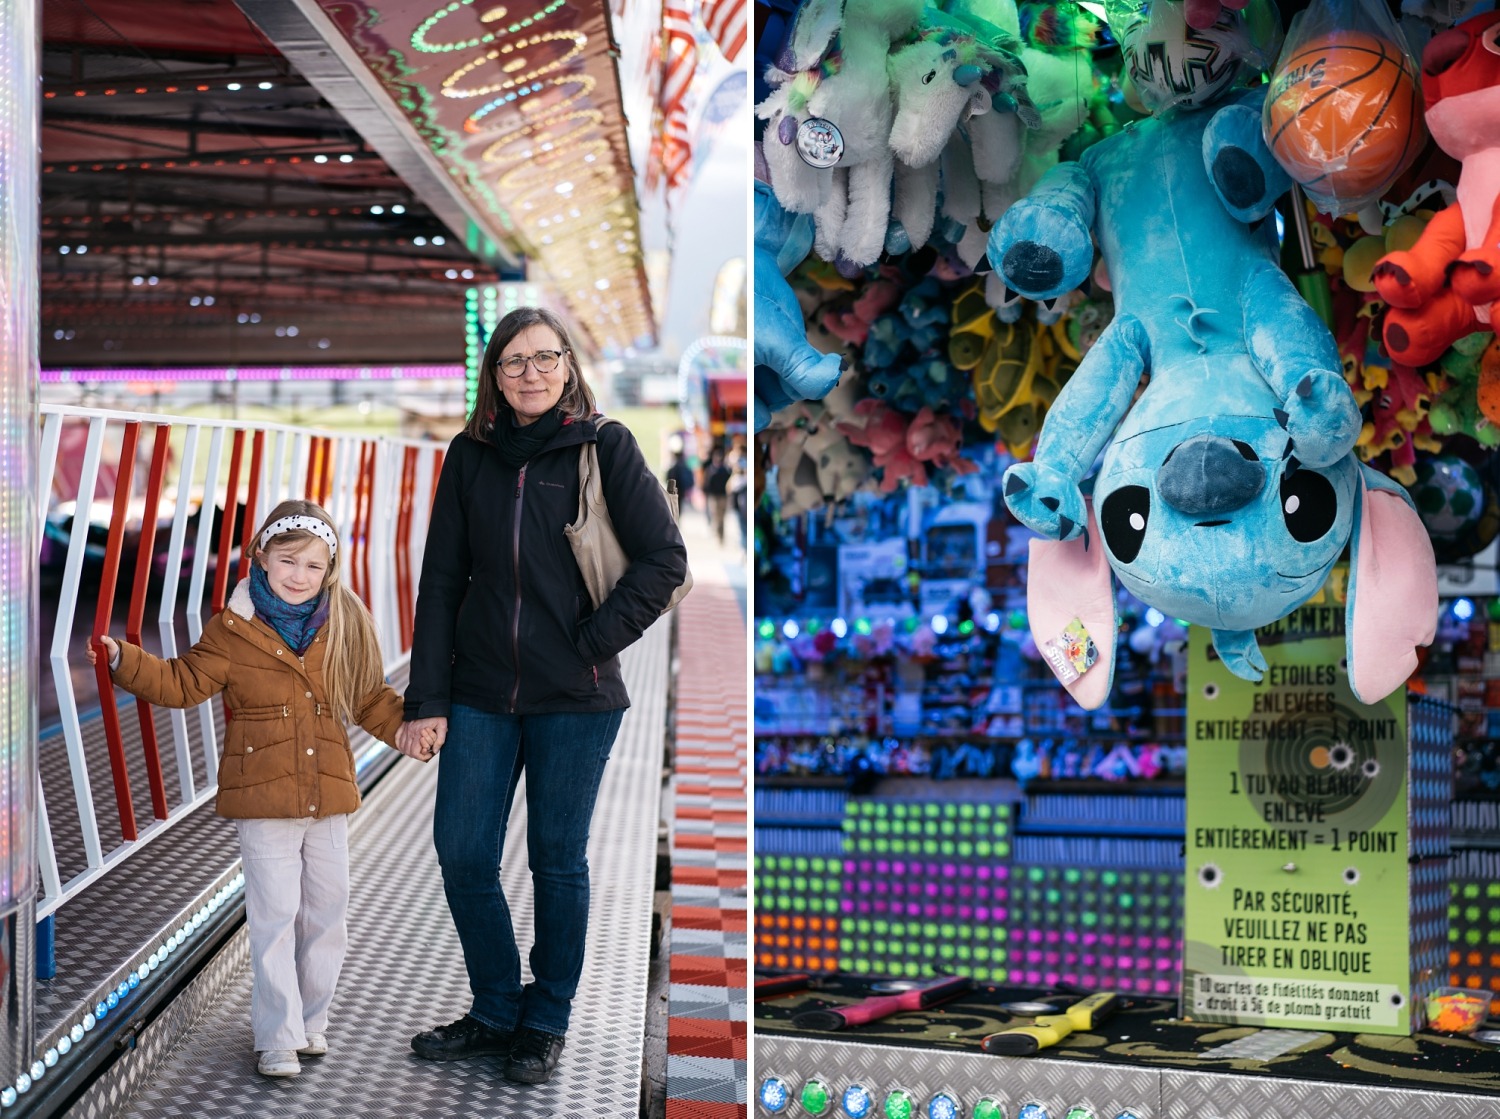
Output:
[99, 618, 668, 1119]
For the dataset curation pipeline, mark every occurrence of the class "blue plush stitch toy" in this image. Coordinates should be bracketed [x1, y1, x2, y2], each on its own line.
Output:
[755, 172, 845, 432]
[988, 89, 1438, 709]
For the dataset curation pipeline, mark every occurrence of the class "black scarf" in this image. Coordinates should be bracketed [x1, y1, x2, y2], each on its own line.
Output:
[488, 408, 564, 468]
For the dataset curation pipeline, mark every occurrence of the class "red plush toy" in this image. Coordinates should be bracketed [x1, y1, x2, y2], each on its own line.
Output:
[1374, 11, 1500, 367]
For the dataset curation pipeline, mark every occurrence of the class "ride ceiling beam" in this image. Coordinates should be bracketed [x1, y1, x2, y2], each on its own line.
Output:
[231, 0, 521, 274]
[43, 111, 361, 144]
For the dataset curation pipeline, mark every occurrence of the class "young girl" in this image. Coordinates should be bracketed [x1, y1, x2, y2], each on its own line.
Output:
[86, 499, 433, 1078]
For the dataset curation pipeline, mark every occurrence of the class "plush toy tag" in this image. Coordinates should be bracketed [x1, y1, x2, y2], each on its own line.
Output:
[1042, 617, 1098, 685]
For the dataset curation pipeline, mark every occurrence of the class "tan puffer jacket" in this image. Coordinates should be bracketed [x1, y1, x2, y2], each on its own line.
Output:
[111, 579, 404, 820]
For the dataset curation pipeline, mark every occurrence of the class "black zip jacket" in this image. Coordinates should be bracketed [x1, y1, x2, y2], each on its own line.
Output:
[405, 414, 688, 718]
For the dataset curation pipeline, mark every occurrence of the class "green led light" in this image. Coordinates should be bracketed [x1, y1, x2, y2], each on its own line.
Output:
[758, 620, 774, 638]
[1063, 1109, 1094, 1119]
[800, 1078, 831, 1115]
[974, 1099, 1006, 1119]
[885, 1087, 915, 1119]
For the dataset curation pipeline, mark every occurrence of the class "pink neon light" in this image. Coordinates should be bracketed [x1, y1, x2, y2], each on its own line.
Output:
[42, 363, 466, 383]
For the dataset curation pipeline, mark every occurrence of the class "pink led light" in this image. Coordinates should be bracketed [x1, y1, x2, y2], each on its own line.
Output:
[1154, 979, 1173, 994]
[43, 363, 465, 382]
[957, 906, 972, 920]
[1044, 971, 1059, 985]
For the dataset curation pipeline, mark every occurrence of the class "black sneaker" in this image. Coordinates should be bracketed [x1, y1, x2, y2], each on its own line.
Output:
[504, 1027, 566, 1083]
[411, 1015, 514, 1061]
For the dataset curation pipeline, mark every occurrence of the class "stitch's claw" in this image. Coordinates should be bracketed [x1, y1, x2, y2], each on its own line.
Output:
[1278, 368, 1360, 469]
[1212, 628, 1268, 683]
[1001, 461, 1085, 542]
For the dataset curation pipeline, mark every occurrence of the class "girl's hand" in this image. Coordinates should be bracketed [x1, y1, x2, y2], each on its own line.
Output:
[396, 718, 446, 763]
[85, 635, 119, 667]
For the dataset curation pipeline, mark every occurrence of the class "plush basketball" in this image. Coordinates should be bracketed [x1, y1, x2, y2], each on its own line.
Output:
[1264, 31, 1425, 208]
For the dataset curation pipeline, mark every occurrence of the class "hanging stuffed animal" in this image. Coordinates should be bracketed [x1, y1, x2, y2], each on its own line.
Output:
[757, 0, 926, 267]
[987, 4, 1436, 710]
[754, 166, 846, 432]
[1374, 10, 1500, 367]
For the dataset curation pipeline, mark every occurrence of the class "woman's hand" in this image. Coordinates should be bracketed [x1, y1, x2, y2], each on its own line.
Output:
[84, 635, 119, 668]
[396, 717, 448, 762]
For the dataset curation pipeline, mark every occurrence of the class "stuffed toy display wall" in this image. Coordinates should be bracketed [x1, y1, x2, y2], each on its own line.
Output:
[988, 3, 1438, 710]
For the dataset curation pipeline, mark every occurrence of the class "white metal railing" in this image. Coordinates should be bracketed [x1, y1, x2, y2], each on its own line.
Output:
[37, 403, 445, 920]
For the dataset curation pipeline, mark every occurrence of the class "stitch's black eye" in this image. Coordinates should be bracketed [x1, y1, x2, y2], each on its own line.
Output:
[1101, 485, 1150, 563]
[1280, 469, 1337, 542]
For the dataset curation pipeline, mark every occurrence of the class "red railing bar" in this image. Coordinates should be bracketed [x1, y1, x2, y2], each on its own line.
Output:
[212, 429, 245, 615]
[236, 430, 265, 584]
[125, 424, 172, 821]
[304, 435, 321, 501]
[318, 437, 334, 506]
[91, 420, 141, 842]
[395, 446, 417, 650]
[346, 442, 364, 600]
[358, 441, 375, 606]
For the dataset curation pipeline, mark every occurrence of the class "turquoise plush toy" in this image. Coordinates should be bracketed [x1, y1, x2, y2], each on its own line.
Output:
[755, 171, 845, 432]
[988, 91, 1438, 709]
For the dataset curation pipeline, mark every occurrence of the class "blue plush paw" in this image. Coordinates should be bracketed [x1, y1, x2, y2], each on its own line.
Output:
[1002, 461, 1086, 542]
[1278, 369, 1360, 469]
[1211, 628, 1267, 683]
[988, 199, 1092, 301]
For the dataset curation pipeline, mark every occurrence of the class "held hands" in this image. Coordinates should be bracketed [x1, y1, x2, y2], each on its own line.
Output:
[84, 635, 120, 668]
[396, 717, 447, 763]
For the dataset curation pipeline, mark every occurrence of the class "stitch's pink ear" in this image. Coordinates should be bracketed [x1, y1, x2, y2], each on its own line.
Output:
[1346, 478, 1437, 705]
[1027, 502, 1116, 711]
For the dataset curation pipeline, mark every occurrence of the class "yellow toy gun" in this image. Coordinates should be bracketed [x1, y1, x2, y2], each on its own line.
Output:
[980, 991, 1121, 1056]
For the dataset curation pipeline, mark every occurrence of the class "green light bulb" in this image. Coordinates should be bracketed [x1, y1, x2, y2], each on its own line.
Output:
[800, 1079, 831, 1115]
[973, 1099, 1006, 1119]
[884, 1088, 915, 1119]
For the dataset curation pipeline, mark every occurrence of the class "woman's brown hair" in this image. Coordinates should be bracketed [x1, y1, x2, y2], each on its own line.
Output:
[249, 498, 385, 725]
[463, 306, 597, 441]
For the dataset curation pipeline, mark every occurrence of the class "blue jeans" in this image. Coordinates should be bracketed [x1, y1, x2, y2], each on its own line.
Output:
[433, 704, 625, 1036]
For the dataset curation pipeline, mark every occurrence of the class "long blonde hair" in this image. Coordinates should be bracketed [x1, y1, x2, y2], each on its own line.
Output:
[248, 499, 384, 724]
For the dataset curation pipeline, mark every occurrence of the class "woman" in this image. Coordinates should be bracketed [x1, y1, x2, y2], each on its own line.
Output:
[400, 307, 687, 1084]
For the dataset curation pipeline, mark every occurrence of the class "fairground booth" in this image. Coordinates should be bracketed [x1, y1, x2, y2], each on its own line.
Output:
[752, 0, 1500, 1116]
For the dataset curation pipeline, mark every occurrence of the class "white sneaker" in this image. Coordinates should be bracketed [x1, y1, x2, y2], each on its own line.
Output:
[298, 1033, 328, 1057]
[257, 1049, 300, 1078]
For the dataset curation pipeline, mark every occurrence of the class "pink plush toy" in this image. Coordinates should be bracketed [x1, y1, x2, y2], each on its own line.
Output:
[1373, 10, 1500, 367]
[839, 399, 928, 489]
[906, 406, 978, 476]
[823, 276, 903, 346]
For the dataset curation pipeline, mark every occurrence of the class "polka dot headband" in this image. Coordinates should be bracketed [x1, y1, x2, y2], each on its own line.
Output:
[259, 515, 339, 559]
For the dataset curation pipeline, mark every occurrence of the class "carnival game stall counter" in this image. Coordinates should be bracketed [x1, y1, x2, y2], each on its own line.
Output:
[755, 975, 1500, 1118]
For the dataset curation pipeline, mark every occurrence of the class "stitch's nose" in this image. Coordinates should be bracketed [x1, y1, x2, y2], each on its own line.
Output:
[1157, 434, 1264, 516]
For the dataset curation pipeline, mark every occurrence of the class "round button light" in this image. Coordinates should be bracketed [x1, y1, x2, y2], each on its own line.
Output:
[885, 1087, 917, 1119]
[973, 1099, 1006, 1119]
[758, 1076, 791, 1114]
[928, 1090, 962, 1119]
[843, 1084, 875, 1118]
[801, 1078, 832, 1116]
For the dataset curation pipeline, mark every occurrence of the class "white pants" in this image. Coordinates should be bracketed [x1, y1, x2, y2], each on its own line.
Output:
[236, 815, 350, 1051]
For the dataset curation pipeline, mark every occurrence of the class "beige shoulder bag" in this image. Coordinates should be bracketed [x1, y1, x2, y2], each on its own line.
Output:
[564, 417, 693, 614]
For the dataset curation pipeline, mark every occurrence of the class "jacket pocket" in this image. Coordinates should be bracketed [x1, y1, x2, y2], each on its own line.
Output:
[226, 703, 295, 785]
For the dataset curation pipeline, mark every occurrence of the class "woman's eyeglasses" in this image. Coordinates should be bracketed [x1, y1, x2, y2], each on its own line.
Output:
[498, 349, 565, 377]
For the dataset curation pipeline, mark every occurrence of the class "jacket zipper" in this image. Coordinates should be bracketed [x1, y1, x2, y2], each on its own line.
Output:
[509, 463, 527, 713]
